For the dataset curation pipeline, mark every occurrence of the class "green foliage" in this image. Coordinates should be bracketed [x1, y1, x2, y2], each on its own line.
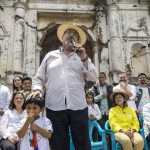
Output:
[91, 0, 107, 13]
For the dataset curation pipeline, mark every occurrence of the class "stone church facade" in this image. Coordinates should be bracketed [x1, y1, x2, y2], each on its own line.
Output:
[0, 0, 150, 87]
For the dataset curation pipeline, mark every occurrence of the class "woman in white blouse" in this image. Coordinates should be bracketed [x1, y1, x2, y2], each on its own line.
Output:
[0, 91, 26, 150]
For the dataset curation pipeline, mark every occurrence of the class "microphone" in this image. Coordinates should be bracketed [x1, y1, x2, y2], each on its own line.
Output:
[70, 39, 79, 53]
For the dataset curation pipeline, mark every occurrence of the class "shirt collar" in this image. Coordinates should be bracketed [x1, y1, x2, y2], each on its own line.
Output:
[59, 46, 75, 56]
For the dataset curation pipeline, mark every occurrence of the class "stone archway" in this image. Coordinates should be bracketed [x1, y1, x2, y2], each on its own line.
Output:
[40, 26, 61, 63]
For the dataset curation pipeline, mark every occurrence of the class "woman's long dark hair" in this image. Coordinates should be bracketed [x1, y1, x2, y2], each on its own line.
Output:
[12, 75, 23, 92]
[9, 91, 26, 110]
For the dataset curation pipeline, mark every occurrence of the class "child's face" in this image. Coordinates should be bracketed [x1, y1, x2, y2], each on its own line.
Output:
[87, 95, 93, 104]
[26, 103, 43, 119]
[13, 93, 24, 108]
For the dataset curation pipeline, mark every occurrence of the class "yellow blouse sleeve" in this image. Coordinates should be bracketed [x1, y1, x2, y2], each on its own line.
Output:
[131, 108, 139, 132]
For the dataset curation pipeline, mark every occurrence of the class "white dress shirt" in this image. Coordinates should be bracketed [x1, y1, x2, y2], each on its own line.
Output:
[143, 103, 150, 137]
[88, 104, 102, 120]
[32, 48, 98, 111]
[113, 84, 137, 110]
[0, 109, 26, 138]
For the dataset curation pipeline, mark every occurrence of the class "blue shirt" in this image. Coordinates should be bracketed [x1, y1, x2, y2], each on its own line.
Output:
[94, 84, 109, 115]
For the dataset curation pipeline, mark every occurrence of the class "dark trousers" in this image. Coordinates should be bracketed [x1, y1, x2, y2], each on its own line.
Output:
[0, 139, 20, 150]
[46, 107, 91, 150]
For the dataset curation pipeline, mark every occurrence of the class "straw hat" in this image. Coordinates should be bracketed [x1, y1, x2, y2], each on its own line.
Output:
[110, 90, 129, 101]
[57, 24, 87, 46]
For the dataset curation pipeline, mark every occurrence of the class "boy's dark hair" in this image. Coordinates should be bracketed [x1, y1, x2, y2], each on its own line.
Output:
[9, 91, 26, 110]
[138, 73, 147, 79]
[22, 76, 32, 84]
[25, 97, 45, 108]
[99, 72, 106, 78]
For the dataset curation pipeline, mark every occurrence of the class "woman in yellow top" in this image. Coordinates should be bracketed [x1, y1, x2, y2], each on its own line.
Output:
[109, 90, 144, 150]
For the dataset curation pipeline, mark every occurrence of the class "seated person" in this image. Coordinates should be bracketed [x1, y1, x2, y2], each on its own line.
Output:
[86, 90, 101, 142]
[109, 90, 144, 150]
[0, 92, 26, 150]
[86, 91, 102, 121]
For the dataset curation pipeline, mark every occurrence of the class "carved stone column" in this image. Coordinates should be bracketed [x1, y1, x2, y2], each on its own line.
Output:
[93, 42, 100, 73]
[12, 1, 27, 72]
[25, 10, 37, 77]
[36, 46, 42, 71]
[107, 2, 122, 82]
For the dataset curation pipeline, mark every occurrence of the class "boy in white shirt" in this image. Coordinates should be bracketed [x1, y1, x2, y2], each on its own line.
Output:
[17, 97, 53, 150]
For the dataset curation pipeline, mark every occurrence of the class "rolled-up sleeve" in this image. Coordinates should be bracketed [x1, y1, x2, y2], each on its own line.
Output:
[82, 58, 98, 82]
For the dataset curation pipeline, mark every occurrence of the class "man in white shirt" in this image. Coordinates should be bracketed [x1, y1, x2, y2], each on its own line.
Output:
[0, 74, 11, 120]
[113, 72, 137, 110]
[142, 102, 150, 149]
[21, 76, 32, 99]
[136, 73, 150, 114]
[30, 24, 98, 150]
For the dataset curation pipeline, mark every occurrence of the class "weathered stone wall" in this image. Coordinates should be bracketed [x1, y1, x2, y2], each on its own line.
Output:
[0, 0, 150, 86]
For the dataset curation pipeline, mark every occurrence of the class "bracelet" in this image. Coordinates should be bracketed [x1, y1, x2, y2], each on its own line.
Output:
[81, 55, 88, 62]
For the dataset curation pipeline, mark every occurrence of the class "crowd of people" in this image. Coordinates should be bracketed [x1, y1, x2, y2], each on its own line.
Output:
[0, 23, 150, 150]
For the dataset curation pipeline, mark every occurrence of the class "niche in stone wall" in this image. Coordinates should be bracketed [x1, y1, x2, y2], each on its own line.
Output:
[130, 43, 149, 77]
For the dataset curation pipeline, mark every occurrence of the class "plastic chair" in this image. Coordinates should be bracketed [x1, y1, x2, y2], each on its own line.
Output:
[70, 120, 107, 150]
[105, 120, 148, 150]
[89, 120, 107, 150]
[105, 120, 122, 150]
[138, 114, 149, 150]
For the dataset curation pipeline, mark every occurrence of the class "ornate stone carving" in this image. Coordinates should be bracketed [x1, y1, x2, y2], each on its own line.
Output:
[100, 47, 109, 75]
[0, 23, 9, 38]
